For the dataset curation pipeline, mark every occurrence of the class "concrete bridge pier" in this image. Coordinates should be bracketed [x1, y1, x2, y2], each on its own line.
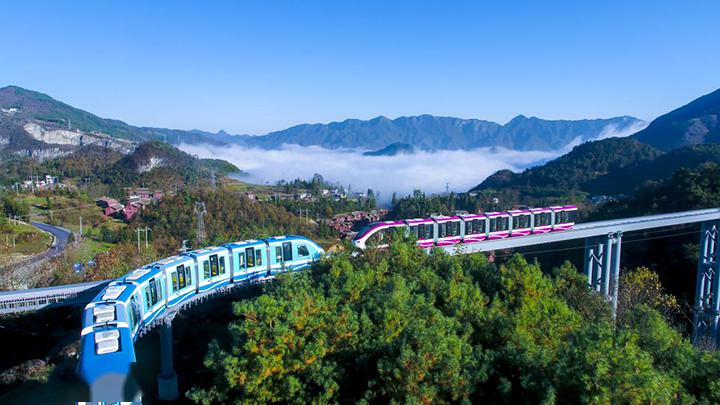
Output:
[693, 221, 720, 349]
[584, 231, 622, 318]
[157, 318, 179, 401]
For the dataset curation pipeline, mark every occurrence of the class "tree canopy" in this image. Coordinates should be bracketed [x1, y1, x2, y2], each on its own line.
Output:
[189, 238, 720, 404]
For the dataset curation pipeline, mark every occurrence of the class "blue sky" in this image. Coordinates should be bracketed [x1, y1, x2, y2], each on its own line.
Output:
[1, 1, 718, 134]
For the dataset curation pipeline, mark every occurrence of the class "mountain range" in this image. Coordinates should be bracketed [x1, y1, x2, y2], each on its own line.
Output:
[0, 85, 645, 156]
[235, 114, 644, 152]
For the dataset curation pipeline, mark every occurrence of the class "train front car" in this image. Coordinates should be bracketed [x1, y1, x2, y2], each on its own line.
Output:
[551, 205, 578, 231]
[352, 220, 405, 249]
[78, 281, 142, 402]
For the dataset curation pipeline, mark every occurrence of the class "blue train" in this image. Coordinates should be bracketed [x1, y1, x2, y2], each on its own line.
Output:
[77, 235, 324, 397]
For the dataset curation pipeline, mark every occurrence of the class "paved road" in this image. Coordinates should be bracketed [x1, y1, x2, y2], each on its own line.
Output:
[0, 222, 72, 285]
[30, 221, 71, 258]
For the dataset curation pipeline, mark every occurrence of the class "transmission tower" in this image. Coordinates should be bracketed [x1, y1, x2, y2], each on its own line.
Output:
[194, 201, 207, 244]
[210, 169, 217, 191]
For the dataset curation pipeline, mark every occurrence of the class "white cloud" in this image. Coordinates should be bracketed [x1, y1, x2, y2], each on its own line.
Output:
[593, 120, 649, 141]
[179, 143, 573, 204]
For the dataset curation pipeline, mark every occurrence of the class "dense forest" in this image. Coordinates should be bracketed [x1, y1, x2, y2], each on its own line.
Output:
[188, 237, 720, 404]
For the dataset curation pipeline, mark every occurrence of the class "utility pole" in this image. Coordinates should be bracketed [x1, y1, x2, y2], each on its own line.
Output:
[79, 216, 83, 239]
[194, 201, 207, 245]
[137, 228, 142, 254]
[144, 227, 151, 249]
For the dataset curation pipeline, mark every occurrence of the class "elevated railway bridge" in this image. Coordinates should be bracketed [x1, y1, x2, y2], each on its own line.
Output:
[2, 207, 720, 402]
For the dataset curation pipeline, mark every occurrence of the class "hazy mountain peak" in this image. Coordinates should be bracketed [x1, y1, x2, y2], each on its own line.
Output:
[633, 87, 720, 151]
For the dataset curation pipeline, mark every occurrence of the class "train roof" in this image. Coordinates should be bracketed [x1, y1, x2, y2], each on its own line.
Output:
[264, 235, 315, 243]
[459, 213, 486, 219]
[147, 255, 190, 269]
[549, 205, 578, 210]
[405, 218, 434, 224]
[183, 245, 228, 257]
[432, 215, 460, 222]
[224, 239, 266, 249]
[121, 266, 161, 285]
[485, 211, 509, 217]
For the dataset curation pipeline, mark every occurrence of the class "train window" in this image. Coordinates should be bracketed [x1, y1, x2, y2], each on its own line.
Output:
[129, 296, 140, 331]
[417, 224, 430, 240]
[513, 215, 530, 229]
[478, 219, 486, 234]
[409, 225, 419, 239]
[283, 242, 293, 261]
[534, 213, 550, 227]
[246, 248, 255, 267]
[146, 278, 160, 309]
[465, 219, 475, 234]
[448, 221, 460, 237]
[438, 223, 447, 238]
[368, 229, 385, 246]
[172, 264, 189, 292]
[185, 265, 192, 285]
[237, 252, 245, 268]
[255, 249, 262, 266]
[275, 246, 282, 262]
[178, 267, 186, 289]
[492, 217, 509, 231]
[203, 260, 211, 279]
[298, 244, 309, 257]
[210, 255, 219, 277]
[556, 211, 569, 223]
[219, 256, 226, 275]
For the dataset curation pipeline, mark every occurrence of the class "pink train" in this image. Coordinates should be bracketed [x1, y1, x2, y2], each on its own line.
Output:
[352, 205, 578, 249]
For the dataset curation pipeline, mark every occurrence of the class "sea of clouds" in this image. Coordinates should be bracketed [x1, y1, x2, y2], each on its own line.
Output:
[178, 121, 647, 205]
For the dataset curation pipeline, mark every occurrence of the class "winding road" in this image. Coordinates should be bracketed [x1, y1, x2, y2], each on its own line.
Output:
[0, 222, 72, 287]
[30, 221, 71, 259]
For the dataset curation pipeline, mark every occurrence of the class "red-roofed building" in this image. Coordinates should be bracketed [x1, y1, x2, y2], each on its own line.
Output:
[123, 203, 139, 221]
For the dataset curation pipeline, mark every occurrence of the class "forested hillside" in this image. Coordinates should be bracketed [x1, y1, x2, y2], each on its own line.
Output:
[471, 137, 662, 198]
[633, 87, 720, 151]
[0, 141, 240, 197]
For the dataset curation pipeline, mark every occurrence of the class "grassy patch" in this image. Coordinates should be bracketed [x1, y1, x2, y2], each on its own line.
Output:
[0, 221, 52, 260]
